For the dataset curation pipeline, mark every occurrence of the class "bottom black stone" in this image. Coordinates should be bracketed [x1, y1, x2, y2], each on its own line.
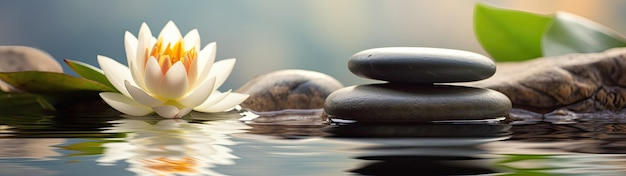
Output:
[323, 83, 512, 122]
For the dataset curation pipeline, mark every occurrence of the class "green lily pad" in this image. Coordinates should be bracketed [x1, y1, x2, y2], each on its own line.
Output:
[0, 92, 56, 113]
[64, 59, 116, 90]
[59, 140, 107, 156]
[542, 12, 626, 56]
[0, 71, 116, 93]
[473, 2, 552, 61]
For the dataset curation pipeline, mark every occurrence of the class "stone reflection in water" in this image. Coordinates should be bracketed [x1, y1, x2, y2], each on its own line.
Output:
[326, 121, 511, 139]
[345, 142, 506, 175]
[97, 118, 249, 176]
[484, 139, 626, 175]
[241, 109, 328, 139]
[0, 138, 65, 176]
[511, 120, 626, 154]
[324, 120, 512, 175]
[0, 163, 59, 176]
[351, 153, 496, 175]
[477, 118, 626, 175]
[0, 138, 65, 159]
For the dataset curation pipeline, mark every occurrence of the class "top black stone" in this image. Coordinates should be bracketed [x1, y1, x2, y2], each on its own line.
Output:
[348, 47, 496, 83]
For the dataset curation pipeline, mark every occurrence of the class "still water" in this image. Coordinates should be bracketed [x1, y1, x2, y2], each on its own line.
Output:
[1, 108, 626, 176]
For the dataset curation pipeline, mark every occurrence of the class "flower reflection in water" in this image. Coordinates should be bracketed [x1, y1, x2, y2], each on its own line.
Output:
[97, 118, 249, 176]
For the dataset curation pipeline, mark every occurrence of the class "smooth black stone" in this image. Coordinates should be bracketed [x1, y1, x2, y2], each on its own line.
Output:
[348, 47, 496, 83]
[323, 83, 511, 122]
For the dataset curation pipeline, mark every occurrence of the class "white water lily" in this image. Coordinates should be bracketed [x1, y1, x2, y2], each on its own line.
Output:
[98, 21, 249, 118]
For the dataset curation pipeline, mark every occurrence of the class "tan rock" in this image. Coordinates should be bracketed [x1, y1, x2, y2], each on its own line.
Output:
[236, 69, 343, 112]
[465, 47, 626, 114]
[0, 46, 63, 92]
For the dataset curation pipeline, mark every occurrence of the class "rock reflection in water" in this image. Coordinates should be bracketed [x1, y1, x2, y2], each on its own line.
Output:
[0, 138, 64, 159]
[511, 120, 626, 154]
[238, 110, 513, 175]
[239, 109, 328, 139]
[326, 121, 511, 138]
[484, 137, 626, 174]
[97, 117, 249, 176]
[351, 154, 495, 176]
[324, 119, 512, 175]
[0, 138, 65, 176]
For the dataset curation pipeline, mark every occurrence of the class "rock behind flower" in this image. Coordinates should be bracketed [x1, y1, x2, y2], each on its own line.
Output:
[0, 46, 63, 92]
[236, 69, 343, 112]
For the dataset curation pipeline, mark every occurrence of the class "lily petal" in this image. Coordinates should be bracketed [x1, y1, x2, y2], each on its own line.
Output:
[135, 23, 152, 71]
[153, 105, 192, 118]
[124, 31, 137, 67]
[195, 42, 216, 85]
[183, 29, 200, 51]
[100, 92, 153, 116]
[187, 52, 199, 88]
[178, 76, 216, 107]
[160, 62, 188, 99]
[98, 55, 132, 97]
[195, 90, 230, 110]
[208, 58, 236, 90]
[159, 21, 182, 46]
[134, 24, 152, 90]
[194, 92, 249, 112]
[126, 32, 145, 91]
[144, 57, 163, 96]
[124, 80, 164, 106]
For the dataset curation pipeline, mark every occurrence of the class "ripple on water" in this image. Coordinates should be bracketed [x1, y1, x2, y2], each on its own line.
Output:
[3, 107, 626, 175]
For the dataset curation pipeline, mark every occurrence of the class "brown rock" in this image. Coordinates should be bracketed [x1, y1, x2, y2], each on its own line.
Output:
[236, 69, 343, 112]
[465, 47, 626, 113]
[0, 46, 63, 92]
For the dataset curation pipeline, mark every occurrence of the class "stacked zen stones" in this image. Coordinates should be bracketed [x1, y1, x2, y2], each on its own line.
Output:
[324, 47, 512, 122]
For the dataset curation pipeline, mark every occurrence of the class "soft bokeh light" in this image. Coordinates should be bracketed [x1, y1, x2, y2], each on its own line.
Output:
[0, 0, 624, 89]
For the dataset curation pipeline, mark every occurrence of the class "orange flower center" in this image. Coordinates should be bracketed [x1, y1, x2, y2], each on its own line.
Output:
[149, 37, 197, 74]
[142, 157, 198, 174]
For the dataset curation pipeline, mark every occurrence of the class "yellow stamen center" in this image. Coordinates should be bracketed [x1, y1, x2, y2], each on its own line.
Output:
[149, 37, 197, 74]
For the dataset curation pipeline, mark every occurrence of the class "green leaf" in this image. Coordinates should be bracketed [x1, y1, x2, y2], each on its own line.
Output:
[59, 140, 106, 156]
[0, 71, 117, 93]
[473, 2, 552, 61]
[64, 59, 116, 89]
[35, 96, 56, 111]
[0, 92, 56, 114]
[542, 12, 626, 56]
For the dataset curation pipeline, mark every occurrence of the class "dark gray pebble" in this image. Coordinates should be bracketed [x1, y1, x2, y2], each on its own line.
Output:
[324, 83, 511, 122]
[349, 47, 496, 83]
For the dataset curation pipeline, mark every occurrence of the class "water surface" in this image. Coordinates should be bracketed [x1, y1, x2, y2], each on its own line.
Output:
[1, 110, 626, 176]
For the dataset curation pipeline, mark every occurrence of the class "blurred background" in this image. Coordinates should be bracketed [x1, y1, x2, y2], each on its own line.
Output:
[0, 0, 625, 90]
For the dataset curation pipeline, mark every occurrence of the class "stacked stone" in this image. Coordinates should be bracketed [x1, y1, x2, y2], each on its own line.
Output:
[324, 47, 512, 122]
